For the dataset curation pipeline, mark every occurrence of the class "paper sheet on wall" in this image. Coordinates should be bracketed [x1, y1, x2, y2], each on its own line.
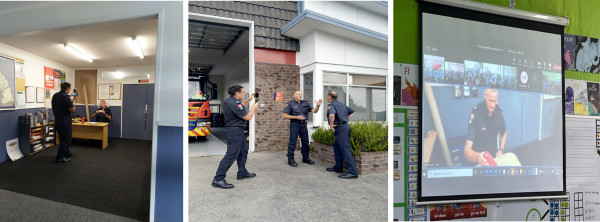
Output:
[25, 86, 34, 103]
[565, 115, 600, 187]
[5, 138, 23, 161]
[16, 91, 25, 107]
[110, 83, 121, 100]
[98, 83, 109, 100]
[36, 87, 44, 103]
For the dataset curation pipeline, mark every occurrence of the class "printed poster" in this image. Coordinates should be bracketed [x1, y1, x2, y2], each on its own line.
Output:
[394, 63, 419, 106]
[0, 55, 15, 109]
[564, 34, 600, 73]
[588, 82, 600, 116]
[44, 66, 54, 88]
[6, 138, 23, 161]
[565, 79, 588, 115]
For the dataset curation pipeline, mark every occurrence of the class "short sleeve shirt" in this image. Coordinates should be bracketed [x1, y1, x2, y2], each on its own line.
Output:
[283, 100, 313, 120]
[467, 101, 506, 153]
[51, 91, 74, 125]
[95, 107, 112, 123]
[223, 96, 248, 127]
[327, 100, 354, 125]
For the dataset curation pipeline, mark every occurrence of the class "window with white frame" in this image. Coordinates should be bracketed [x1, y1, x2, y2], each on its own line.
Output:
[322, 72, 386, 122]
[302, 72, 313, 121]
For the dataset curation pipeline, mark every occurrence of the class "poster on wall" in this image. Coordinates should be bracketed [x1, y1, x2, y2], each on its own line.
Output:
[60, 71, 65, 83]
[394, 63, 419, 106]
[16, 91, 25, 107]
[109, 83, 121, 100]
[36, 87, 44, 103]
[44, 66, 54, 88]
[0, 55, 15, 109]
[564, 34, 600, 74]
[98, 83, 109, 100]
[25, 86, 34, 103]
[565, 79, 588, 115]
[588, 82, 600, 116]
[5, 138, 23, 161]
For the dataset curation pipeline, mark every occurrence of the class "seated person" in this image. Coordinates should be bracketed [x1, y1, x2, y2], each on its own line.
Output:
[91, 100, 112, 123]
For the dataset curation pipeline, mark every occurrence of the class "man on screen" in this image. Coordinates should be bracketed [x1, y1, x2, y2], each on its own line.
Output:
[464, 88, 507, 166]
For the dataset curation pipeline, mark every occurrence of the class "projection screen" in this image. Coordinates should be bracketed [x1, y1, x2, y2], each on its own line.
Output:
[419, 2, 566, 203]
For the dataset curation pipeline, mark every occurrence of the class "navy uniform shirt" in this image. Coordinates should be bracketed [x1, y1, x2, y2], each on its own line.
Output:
[327, 100, 354, 125]
[283, 99, 313, 121]
[223, 96, 248, 127]
[467, 101, 506, 153]
[51, 91, 74, 126]
[95, 107, 112, 123]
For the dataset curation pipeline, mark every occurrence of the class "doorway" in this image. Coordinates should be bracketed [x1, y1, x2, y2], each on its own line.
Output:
[188, 13, 254, 156]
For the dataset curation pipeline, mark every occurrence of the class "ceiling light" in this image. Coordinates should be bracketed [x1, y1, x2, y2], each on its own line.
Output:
[63, 43, 93, 62]
[130, 37, 144, 59]
[147, 73, 150, 79]
[114, 72, 124, 79]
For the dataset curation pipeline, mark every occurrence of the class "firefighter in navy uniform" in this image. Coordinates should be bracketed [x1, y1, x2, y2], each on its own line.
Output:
[283, 90, 322, 167]
[51, 82, 76, 163]
[325, 90, 359, 179]
[463, 88, 507, 166]
[212, 85, 259, 189]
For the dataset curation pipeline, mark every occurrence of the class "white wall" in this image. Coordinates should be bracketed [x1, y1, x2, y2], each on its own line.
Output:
[0, 1, 184, 127]
[222, 58, 250, 100]
[0, 42, 75, 109]
[304, 1, 387, 35]
[314, 31, 388, 69]
[297, 32, 317, 69]
[96, 65, 156, 107]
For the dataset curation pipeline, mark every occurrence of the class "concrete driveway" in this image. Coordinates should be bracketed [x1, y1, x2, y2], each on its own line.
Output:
[189, 151, 388, 221]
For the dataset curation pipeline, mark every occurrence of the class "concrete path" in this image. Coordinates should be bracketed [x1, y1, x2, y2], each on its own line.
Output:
[189, 151, 387, 221]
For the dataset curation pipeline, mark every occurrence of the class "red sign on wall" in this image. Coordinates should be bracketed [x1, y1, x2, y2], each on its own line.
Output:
[274, 91, 284, 102]
[44, 66, 54, 88]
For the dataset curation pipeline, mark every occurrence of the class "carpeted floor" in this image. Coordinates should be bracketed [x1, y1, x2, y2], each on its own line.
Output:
[0, 137, 151, 221]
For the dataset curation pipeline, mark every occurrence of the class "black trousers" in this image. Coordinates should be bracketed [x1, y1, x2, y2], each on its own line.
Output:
[55, 123, 73, 160]
[214, 128, 249, 181]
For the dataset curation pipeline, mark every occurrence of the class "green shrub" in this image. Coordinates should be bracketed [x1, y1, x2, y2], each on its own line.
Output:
[311, 127, 334, 145]
[311, 121, 388, 156]
[349, 121, 388, 155]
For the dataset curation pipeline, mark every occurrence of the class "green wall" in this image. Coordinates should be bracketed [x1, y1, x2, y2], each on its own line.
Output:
[393, 0, 600, 81]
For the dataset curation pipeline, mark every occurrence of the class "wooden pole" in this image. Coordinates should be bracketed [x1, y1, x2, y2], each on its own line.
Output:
[424, 83, 453, 167]
[84, 84, 90, 121]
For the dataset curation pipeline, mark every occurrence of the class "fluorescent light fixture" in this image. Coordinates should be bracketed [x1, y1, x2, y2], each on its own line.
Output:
[63, 43, 93, 62]
[147, 73, 150, 79]
[114, 72, 124, 79]
[130, 37, 144, 59]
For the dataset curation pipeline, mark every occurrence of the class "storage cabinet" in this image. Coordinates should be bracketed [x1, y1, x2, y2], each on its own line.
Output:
[18, 115, 56, 156]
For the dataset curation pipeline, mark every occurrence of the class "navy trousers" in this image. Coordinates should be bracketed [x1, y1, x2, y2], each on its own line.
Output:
[287, 121, 310, 160]
[55, 123, 73, 160]
[332, 124, 358, 175]
[214, 128, 249, 181]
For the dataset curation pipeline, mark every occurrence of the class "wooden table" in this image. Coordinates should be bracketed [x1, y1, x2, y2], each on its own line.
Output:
[72, 122, 110, 149]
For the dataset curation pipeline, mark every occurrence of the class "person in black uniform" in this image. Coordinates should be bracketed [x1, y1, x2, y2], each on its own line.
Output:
[91, 100, 112, 123]
[283, 90, 322, 167]
[212, 85, 259, 189]
[464, 88, 507, 166]
[326, 90, 358, 179]
[51, 82, 76, 163]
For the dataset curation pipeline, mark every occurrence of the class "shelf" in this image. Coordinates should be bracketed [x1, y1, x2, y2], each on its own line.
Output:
[30, 144, 54, 155]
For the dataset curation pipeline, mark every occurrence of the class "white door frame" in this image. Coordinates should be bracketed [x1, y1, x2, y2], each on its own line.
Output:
[188, 12, 256, 152]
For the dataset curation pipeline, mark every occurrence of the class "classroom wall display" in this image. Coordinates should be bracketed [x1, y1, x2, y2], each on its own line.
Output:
[36, 87, 43, 103]
[564, 34, 600, 74]
[393, 63, 419, 106]
[98, 83, 121, 100]
[0, 55, 15, 109]
[25, 86, 34, 103]
[44, 66, 54, 89]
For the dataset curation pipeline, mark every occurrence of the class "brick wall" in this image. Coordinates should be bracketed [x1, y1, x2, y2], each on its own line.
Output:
[254, 62, 301, 152]
[311, 141, 388, 175]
